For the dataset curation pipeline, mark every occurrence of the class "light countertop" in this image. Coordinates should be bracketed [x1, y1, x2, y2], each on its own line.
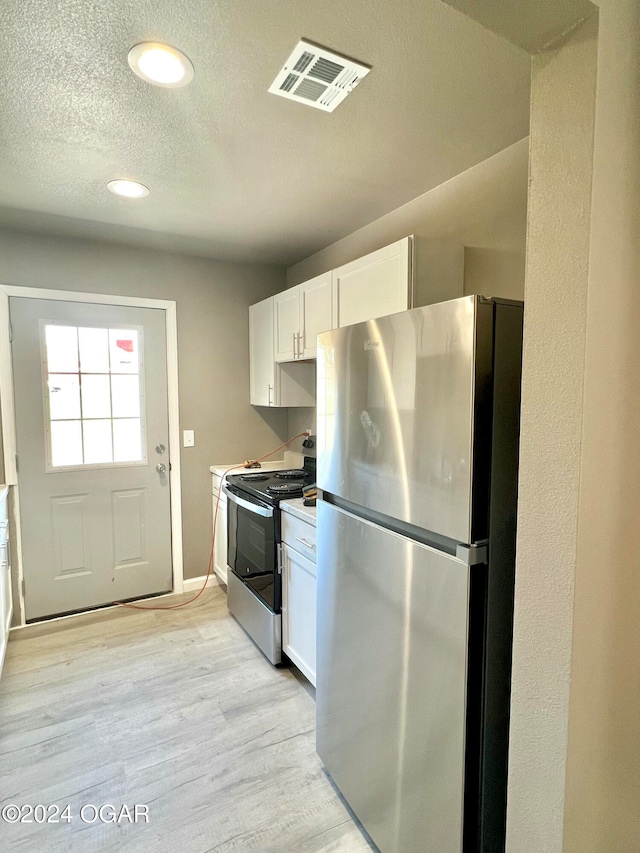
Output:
[210, 450, 303, 478]
[280, 498, 317, 527]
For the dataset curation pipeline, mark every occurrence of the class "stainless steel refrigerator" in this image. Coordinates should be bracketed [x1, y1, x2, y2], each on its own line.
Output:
[316, 295, 523, 853]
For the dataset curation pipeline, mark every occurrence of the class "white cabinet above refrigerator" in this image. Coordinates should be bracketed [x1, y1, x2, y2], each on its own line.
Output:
[331, 236, 413, 328]
[249, 237, 413, 407]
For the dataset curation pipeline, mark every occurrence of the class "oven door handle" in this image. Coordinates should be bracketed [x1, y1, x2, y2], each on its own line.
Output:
[223, 485, 274, 518]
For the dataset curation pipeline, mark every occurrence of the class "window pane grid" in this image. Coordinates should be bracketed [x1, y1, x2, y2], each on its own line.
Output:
[44, 324, 144, 468]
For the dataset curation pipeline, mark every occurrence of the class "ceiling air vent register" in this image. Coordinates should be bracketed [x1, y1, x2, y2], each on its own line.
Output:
[269, 40, 371, 112]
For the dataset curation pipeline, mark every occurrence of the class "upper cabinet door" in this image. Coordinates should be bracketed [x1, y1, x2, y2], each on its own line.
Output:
[249, 297, 276, 406]
[300, 272, 333, 359]
[274, 286, 300, 362]
[332, 236, 413, 328]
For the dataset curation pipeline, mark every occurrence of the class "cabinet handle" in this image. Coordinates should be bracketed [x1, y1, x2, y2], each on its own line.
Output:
[292, 332, 297, 359]
[268, 383, 274, 406]
[296, 536, 316, 550]
[297, 332, 303, 358]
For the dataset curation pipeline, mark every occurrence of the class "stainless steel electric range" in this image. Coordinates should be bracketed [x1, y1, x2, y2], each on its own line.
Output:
[223, 457, 316, 664]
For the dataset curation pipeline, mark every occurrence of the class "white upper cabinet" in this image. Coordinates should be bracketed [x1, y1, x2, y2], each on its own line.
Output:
[299, 272, 332, 359]
[250, 295, 315, 407]
[274, 286, 300, 362]
[249, 237, 413, 407]
[332, 236, 413, 328]
[274, 272, 332, 362]
[249, 297, 276, 406]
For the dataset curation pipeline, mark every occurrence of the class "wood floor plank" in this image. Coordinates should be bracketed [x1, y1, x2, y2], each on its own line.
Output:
[0, 589, 376, 852]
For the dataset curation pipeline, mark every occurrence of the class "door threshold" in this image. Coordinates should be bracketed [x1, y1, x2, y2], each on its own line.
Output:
[10, 588, 215, 640]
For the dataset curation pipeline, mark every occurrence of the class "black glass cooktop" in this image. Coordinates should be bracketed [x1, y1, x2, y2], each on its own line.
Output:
[227, 458, 316, 506]
[267, 482, 305, 496]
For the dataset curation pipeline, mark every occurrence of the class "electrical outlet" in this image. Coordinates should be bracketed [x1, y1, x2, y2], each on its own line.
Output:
[304, 427, 313, 436]
[183, 429, 195, 447]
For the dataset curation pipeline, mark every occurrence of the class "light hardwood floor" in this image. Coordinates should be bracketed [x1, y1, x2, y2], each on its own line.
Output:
[0, 586, 375, 852]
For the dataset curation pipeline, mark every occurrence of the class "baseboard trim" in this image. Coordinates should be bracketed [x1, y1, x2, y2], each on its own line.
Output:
[182, 574, 220, 593]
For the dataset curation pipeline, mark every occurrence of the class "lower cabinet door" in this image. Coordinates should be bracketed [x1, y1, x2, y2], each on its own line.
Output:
[213, 494, 228, 585]
[0, 499, 11, 679]
[282, 543, 317, 685]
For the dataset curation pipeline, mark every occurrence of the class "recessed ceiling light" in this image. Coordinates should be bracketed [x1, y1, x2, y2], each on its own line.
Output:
[128, 42, 194, 88]
[107, 179, 150, 199]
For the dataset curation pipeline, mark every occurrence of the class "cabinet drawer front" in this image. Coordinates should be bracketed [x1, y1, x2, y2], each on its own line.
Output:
[281, 511, 316, 562]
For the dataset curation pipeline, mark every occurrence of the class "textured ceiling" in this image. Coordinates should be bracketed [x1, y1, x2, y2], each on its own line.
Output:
[0, 0, 531, 265]
[441, 0, 597, 53]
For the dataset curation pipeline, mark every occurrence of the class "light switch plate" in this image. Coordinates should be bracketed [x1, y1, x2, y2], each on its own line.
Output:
[183, 429, 195, 447]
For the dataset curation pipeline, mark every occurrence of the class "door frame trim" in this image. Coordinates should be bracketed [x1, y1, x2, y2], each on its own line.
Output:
[0, 285, 184, 625]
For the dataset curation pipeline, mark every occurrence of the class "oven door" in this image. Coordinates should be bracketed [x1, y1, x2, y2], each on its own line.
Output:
[224, 485, 279, 612]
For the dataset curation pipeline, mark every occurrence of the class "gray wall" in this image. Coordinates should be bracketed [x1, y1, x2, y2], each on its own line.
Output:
[0, 228, 287, 582]
[505, 14, 598, 852]
[286, 138, 529, 453]
[564, 0, 640, 849]
[287, 137, 528, 299]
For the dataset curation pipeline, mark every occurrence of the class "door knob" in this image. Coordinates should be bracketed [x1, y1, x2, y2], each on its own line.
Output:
[155, 444, 166, 455]
[156, 463, 166, 474]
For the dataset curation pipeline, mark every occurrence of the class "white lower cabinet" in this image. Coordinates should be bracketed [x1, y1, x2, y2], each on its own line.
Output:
[212, 491, 228, 585]
[211, 472, 228, 585]
[0, 489, 12, 678]
[281, 508, 317, 686]
[282, 543, 316, 686]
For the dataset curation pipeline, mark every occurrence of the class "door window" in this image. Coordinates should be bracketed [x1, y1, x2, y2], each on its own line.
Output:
[42, 323, 146, 470]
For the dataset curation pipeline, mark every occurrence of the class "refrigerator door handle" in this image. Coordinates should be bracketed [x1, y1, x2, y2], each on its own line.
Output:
[456, 542, 488, 566]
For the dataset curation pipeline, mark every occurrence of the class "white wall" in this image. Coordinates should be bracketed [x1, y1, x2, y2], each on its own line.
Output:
[0, 229, 287, 582]
[505, 14, 599, 852]
[563, 0, 640, 849]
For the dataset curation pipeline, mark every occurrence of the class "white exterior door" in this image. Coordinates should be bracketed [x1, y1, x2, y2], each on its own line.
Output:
[11, 297, 173, 621]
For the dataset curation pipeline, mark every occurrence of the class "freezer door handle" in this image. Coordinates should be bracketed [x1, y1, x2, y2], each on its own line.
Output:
[456, 542, 488, 565]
